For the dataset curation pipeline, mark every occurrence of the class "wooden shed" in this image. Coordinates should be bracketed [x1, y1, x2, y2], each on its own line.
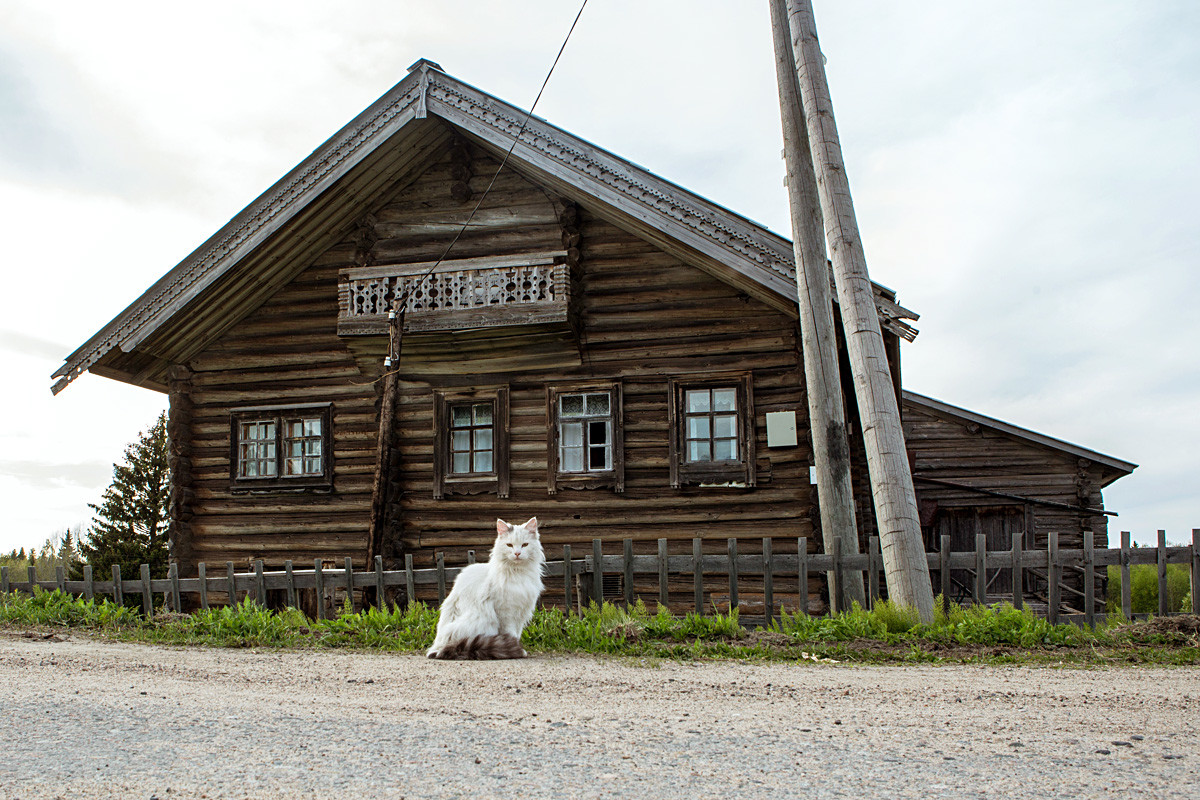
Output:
[54, 61, 1131, 614]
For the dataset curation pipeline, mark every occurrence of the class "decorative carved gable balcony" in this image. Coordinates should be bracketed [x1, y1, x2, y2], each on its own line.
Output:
[338, 250, 572, 336]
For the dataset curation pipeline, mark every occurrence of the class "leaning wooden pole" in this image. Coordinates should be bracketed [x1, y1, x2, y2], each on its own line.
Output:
[367, 302, 406, 564]
[768, 0, 864, 611]
[785, 0, 934, 621]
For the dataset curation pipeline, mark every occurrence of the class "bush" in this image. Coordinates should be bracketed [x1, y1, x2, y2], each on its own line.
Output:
[1107, 564, 1192, 614]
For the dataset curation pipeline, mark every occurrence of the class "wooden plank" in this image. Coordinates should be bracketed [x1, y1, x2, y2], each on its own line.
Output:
[436, 551, 446, 605]
[344, 556, 355, 611]
[975, 533, 987, 606]
[1048, 532, 1060, 626]
[658, 538, 668, 610]
[256, 560, 267, 607]
[762, 537, 774, 627]
[83, 565, 93, 601]
[0, 566, 8, 595]
[623, 539, 634, 608]
[693, 538, 703, 614]
[1192, 530, 1200, 616]
[1011, 529, 1023, 611]
[285, 561, 296, 609]
[593, 538, 604, 607]
[1120, 532, 1132, 620]
[940, 535, 950, 616]
[112, 564, 123, 606]
[727, 538, 739, 614]
[405, 554, 416, 606]
[27, 565, 38, 595]
[169, 563, 181, 612]
[1157, 530, 1168, 617]
[797, 536, 809, 617]
[375, 555, 385, 611]
[140, 564, 153, 617]
[1083, 531, 1095, 628]
[867, 536, 880, 610]
[56, 565, 65, 594]
[198, 562, 209, 611]
[314, 559, 326, 621]
[226, 562, 238, 608]
[563, 544, 573, 614]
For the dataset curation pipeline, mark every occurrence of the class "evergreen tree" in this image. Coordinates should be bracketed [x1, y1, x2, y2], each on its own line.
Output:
[75, 413, 171, 581]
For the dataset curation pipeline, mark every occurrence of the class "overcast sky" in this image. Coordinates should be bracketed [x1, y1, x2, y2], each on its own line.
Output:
[1, 0, 1196, 553]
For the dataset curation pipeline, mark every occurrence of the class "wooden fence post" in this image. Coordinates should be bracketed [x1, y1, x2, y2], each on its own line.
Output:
[797, 536, 809, 617]
[140, 563, 153, 617]
[226, 562, 237, 608]
[375, 555, 385, 612]
[56, 565, 65, 594]
[1083, 531, 1095, 628]
[344, 557, 355, 612]
[1192, 529, 1200, 617]
[27, 565, 37, 595]
[314, 559, 326, 621]
[198, 563, 209, 611]
[974, 533, 987, 606]
[112, 564, 123, 606]
[727, 538, 739, 615]
[657, 539, 669, 611]
[1120, 532, 1131, 620]
[1157, 530, 1168, 617]
[939, 534, 950, 616]
[867, 536, 880, 610]
[404, 554, 415, 607]
[564, 544, 574, 614]
[1048, 532, 1060, 626]
[284, 561, 295, 609]
[256, 560, 267, 608]
[763, 537, 775, 627]
[1, 566, 8, 595]
[436, 552, 446, 605]
[623, 539, 634, 608]
[1011, 530, 1023, 611]
[593, 539, 604, 607]
[693, 538, 704, 614]
[169, 563, 181, 613]
[83, 565, 93, 602]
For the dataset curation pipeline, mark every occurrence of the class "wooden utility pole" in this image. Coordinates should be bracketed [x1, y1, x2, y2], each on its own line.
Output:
[768, 0, 864, 611]
[367, 302, 406, 564]
[783, 0, 935, 621]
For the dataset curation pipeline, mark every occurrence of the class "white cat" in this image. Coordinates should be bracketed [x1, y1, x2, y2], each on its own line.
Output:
[426, 517, 545, 659]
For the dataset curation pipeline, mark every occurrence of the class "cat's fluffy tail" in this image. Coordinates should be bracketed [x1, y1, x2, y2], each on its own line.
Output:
[426, 633, 527, 660]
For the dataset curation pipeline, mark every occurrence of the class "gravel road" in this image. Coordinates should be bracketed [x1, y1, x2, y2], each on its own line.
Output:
[0, 632, 1197, 799]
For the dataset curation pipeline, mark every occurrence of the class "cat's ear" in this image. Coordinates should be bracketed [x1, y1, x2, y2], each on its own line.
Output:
[496, 518, 510, 536]
[524, 517, 539, 538]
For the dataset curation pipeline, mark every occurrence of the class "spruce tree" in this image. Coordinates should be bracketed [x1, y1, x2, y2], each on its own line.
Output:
[75, 413, 171, 580]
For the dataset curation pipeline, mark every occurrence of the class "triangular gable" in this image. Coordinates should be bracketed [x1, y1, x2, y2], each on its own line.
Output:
[54, 59, 917, 394]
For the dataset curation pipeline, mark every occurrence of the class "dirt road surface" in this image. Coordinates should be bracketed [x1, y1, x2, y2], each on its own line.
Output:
[0, 633, 1196, 799]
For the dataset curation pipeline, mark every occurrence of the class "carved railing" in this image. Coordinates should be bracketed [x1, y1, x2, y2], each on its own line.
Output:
[338, 251, 570, 335]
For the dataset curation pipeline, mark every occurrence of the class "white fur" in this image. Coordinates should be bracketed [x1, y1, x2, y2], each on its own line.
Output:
[426, 517, 545, 658]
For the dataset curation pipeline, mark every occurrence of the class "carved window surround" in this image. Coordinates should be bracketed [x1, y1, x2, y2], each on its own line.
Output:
[338, 251, 570, 336]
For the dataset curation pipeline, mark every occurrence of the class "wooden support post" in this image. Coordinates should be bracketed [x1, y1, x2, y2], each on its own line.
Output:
[563, 544, 573, 615]
[1, 566, 8, 595]
[763, 538, 775, 627]
[657, 538, 669, 611]
[284, 561, 296, 610]
[140, 563, 153, 617]
[112, 564, 123, 606]
[169, 563, 181, 613]
[56, 565, 65, 594]
[375, 555, 385, 612]
[623, 539, 634, 608]
[1083, 531, 1095, 628]
[693, 538, 704, 614]
[404, 554, 416, 607]
[1192, 530, 1200, 617]
[344, 557, 355, 613]
[867, 536, 881, 610]
[785, 0, 933, 622]
[727, 538, 739, 615]
[593, 539, 604, 608]
[974, 533, 987, 607]
[1011, 530, 1023, 611]
[940, 535, 950, 616]
[27, 565, 37, 595]
[368, 302, 406, 564]
[253, 560, 266, 608]
[1048, 532, 1060, 626]
[198, 562, 209, 611]
[797, 536, 809, 617]
[83, 565, 94, 602]
[831, 538, 844, 614]
[314, 559, 326, 621]
[769, 0, 864, 612]
[436, 552, 446, 605]
[1157, 530, 1168, 617]
[1119, 532, 1132, 620]
[226, 562, 237, 608]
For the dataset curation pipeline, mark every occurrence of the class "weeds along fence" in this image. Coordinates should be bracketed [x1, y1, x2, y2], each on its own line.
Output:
[3, 530, 1198, 629]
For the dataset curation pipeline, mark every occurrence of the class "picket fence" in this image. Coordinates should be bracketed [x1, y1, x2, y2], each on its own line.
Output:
[3, 530, 1198, 629]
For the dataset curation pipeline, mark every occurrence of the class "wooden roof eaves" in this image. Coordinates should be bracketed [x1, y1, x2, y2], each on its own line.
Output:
[902, 390, 1138, 481]
[52, 70, 427, 394]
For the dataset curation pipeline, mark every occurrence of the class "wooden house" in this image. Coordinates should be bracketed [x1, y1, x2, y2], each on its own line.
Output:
[54, 60, 1133, 613]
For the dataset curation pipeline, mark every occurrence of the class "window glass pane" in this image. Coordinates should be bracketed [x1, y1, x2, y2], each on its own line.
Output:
[243, 459, 258, 477]
[262, 455, 276, 476]
[686, 415, 710, 440]
[287, 420, 304, 438]
[286, 457, 303, 476]
[473, 403, 493, 425]
[452, 452, 471, 473]
[588, 420, 608, 446]
[474, 428, 493, 452]
[589, 444, 609, 470]
[451, 405, 472, 427]
[560, 394, 585, 417]
[305, 440, 322, 457]
[561, 421, 583, 447]
[713, 439, 737, 461]
[686, 389, 710, 413]
[305, 456, 321, 474]
[305, 418, 321, 437]
[712, 389, 737, 412]
[585, 393, 609, 415]
[561, 446, 583, 472]
[713, 414, 737, 439]
[687, 441, 711, 462]
[474, 450, 493, 473]
[451, 430, 471, 452]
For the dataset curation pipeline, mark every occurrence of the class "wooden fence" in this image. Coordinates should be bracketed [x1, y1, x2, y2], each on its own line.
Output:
[3, 530, 1197, 629]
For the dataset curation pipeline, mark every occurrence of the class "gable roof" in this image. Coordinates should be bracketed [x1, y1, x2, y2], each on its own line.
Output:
[902, 390, 1137, 486]
[53, 59, 917, 395]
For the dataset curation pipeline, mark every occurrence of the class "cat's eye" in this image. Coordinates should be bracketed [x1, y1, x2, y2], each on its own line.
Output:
[506, 543, 513, 547]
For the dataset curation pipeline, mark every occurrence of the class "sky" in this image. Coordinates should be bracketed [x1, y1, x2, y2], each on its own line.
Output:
[1, 0, 1197, 553]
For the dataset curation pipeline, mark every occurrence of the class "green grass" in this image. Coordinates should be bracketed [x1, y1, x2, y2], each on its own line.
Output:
[1107, 563, 1193, 614]
[2, 588, 1196, 665]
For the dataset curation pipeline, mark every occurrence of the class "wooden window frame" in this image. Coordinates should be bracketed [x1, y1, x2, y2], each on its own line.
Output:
[229, 403, 333, 493]
[546, 382, 625, 494]
[668, 373, 755, 489]
[433, 387, 510, 499]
